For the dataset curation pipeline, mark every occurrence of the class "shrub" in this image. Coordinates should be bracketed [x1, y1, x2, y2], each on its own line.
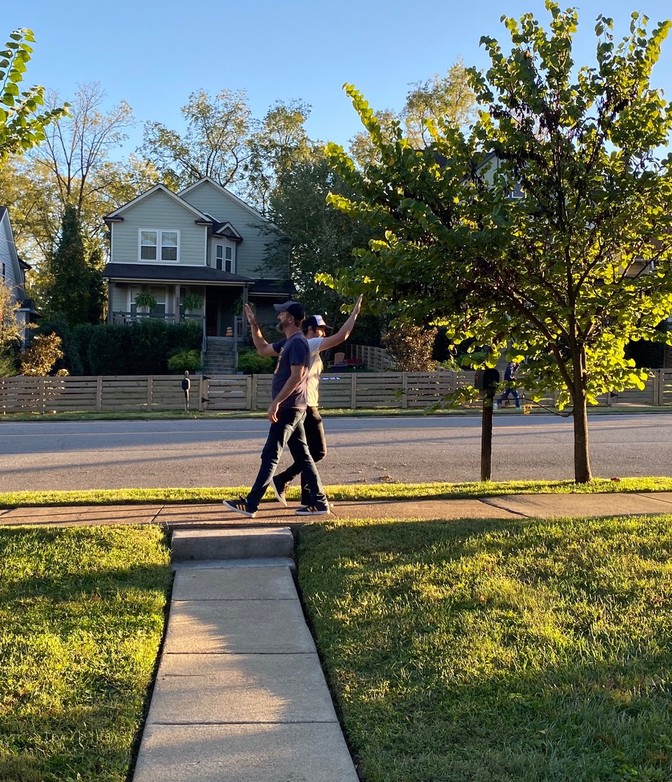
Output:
[167, 350, 201, 373]
[20, 333, 65, 376]
[237, 349, 276, 374]
[382, 324, 438, 371]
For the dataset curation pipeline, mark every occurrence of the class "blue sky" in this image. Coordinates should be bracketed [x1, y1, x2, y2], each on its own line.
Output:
[6, 0, 672, 157]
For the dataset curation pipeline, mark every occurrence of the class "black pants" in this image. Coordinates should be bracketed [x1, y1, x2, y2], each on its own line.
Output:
[274, 406, 326, 501]
[245, 407, 326, 511]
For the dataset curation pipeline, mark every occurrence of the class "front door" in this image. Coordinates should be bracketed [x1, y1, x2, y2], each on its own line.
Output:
[205, 288, 240, 336]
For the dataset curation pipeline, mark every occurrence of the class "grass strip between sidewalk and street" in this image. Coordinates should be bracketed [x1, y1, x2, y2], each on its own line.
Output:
[2, 475, 672, 509]
[298, 513, 672, 782]
[0, 525, 172, 782]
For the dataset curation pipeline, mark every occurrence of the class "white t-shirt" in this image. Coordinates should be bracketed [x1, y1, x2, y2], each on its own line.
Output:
[305, 337, 325, 407]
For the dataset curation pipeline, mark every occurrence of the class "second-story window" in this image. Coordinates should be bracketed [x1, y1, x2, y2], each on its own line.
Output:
[140, 230, 179, 262]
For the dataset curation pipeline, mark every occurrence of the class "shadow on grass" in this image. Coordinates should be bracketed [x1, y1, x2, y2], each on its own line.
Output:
[0, 525, 172, 782]
[297, 515, 672, 782]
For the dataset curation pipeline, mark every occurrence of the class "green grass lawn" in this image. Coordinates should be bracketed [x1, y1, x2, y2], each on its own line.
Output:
[298, 514, 672, 782]
[2, 475, 672, 509]
[0, 526, 172, 782]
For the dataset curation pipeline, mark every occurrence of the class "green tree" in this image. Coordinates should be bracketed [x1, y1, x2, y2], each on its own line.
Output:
[141, 88, 251, 190]
[245, 99, 312, 211]
[403, 60, 476, 147]
[44, 205, 98, 326]
[326, 3, 672, 483]
[265, 147, 375, 321]
[0, 28, 67, 163]
[348, 61, 476, 165]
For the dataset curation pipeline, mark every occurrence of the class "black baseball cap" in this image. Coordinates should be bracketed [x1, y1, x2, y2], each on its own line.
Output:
[305, 314, 332, 330]
[273, 300, 305, 320]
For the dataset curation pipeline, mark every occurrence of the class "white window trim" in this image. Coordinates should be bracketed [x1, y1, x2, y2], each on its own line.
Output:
[211, 238, 237, 274]
[138, 229, 181, 263]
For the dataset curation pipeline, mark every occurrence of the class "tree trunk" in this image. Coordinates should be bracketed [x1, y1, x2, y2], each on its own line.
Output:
[480, 393, 494, 481]
[572, 391, 592, 483]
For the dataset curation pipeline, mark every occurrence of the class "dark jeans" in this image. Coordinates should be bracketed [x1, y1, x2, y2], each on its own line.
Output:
[500, 388, 520, 407]
[274, 406, 326, 498]
[246, 407, 327, 511]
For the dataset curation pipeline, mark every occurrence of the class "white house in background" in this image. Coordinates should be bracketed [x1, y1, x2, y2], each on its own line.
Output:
[0, 206, 38, 346]
[102, 177, 293, 339]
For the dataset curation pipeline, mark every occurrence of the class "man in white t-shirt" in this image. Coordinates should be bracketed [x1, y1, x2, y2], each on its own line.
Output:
[244, 295, 363, 506]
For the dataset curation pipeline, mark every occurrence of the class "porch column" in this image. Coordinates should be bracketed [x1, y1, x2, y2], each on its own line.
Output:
[175, 284, 181, 322]
[107, 281, 115, 324]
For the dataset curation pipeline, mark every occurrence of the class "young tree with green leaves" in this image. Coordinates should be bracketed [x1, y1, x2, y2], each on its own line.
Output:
[326, 3, 672, 483]
[0, 28, 67, 164]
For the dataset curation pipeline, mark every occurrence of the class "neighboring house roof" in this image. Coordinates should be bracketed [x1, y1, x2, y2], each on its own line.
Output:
[212, 220, 243, 242]
[103, 183, 213, 223]
[102, 263, 254, 285]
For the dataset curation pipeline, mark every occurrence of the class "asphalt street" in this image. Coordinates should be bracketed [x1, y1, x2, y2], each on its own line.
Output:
[1, 413, 671, 491]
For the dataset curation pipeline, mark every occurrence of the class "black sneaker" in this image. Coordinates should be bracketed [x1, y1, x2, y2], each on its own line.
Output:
[295, 505, 330, 516]
[222, 498, 256, 518]
[271, 477, 287, 507]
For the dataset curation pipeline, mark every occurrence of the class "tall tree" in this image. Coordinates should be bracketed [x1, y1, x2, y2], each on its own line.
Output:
[326, 3, 672, 483]
[265, 147, 374, 321]
[0, 28, 67, 164]
[245, 99, 312, 212]
[348, 60, 476, 165]
[34, 82, 134, 228]
[403, 60, 476, 146]
[142, 88, 252, 190]
[44, 205, 99, 326]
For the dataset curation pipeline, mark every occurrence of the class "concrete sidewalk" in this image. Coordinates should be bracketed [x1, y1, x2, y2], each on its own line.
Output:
[2, 492, 672, 527]
[132, 557, 359, 782]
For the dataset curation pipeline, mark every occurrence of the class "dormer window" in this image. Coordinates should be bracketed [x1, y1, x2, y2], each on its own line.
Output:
[139, 230, 179, 262]
[213, 240, 236, 273]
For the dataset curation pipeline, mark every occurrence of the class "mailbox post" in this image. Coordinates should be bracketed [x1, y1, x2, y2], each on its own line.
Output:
[474, 367, 500, 481]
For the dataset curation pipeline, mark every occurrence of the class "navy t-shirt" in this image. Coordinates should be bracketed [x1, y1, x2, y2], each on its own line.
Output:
[271, 332, 309, 410]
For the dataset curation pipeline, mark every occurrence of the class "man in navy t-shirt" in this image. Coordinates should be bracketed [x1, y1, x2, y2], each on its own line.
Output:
[223, 301, 329, 518]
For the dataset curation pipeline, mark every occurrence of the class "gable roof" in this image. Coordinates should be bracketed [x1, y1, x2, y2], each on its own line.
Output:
[104, 183, 213, 223]
[178, 177, 270, 223]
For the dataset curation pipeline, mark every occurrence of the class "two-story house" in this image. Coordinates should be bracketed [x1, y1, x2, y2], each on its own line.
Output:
[103, 177, 293, 370]
[0, 206, 38, 347]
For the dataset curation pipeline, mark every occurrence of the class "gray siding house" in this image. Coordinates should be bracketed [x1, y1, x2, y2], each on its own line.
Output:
[103, 178, 292, 361]
[0, 206, 37, 346]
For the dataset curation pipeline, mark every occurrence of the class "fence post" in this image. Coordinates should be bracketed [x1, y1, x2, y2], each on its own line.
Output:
[146, 376, 153, 410]
[245, 375, 252, 410]
[39, 377, 46, 414]
[251, 374, 258, 410]
[350, 374, 357, 410]
[96, 376, 103, 413]
[402, 372, 408, 409]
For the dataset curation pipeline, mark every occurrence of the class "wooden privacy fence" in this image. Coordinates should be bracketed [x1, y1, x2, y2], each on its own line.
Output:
[2, 370, 672, 414]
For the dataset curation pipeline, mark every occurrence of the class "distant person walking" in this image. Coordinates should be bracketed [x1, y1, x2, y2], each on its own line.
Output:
[223, 301, 329, 518]
[498, 361, 521, 408]
[245, 295, 363, 506]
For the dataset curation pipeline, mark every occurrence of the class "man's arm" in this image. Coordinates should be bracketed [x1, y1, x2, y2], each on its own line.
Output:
[244, 303, 278, 357]
[267, 364, 305, 422]
[319, 294, 364, 351]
